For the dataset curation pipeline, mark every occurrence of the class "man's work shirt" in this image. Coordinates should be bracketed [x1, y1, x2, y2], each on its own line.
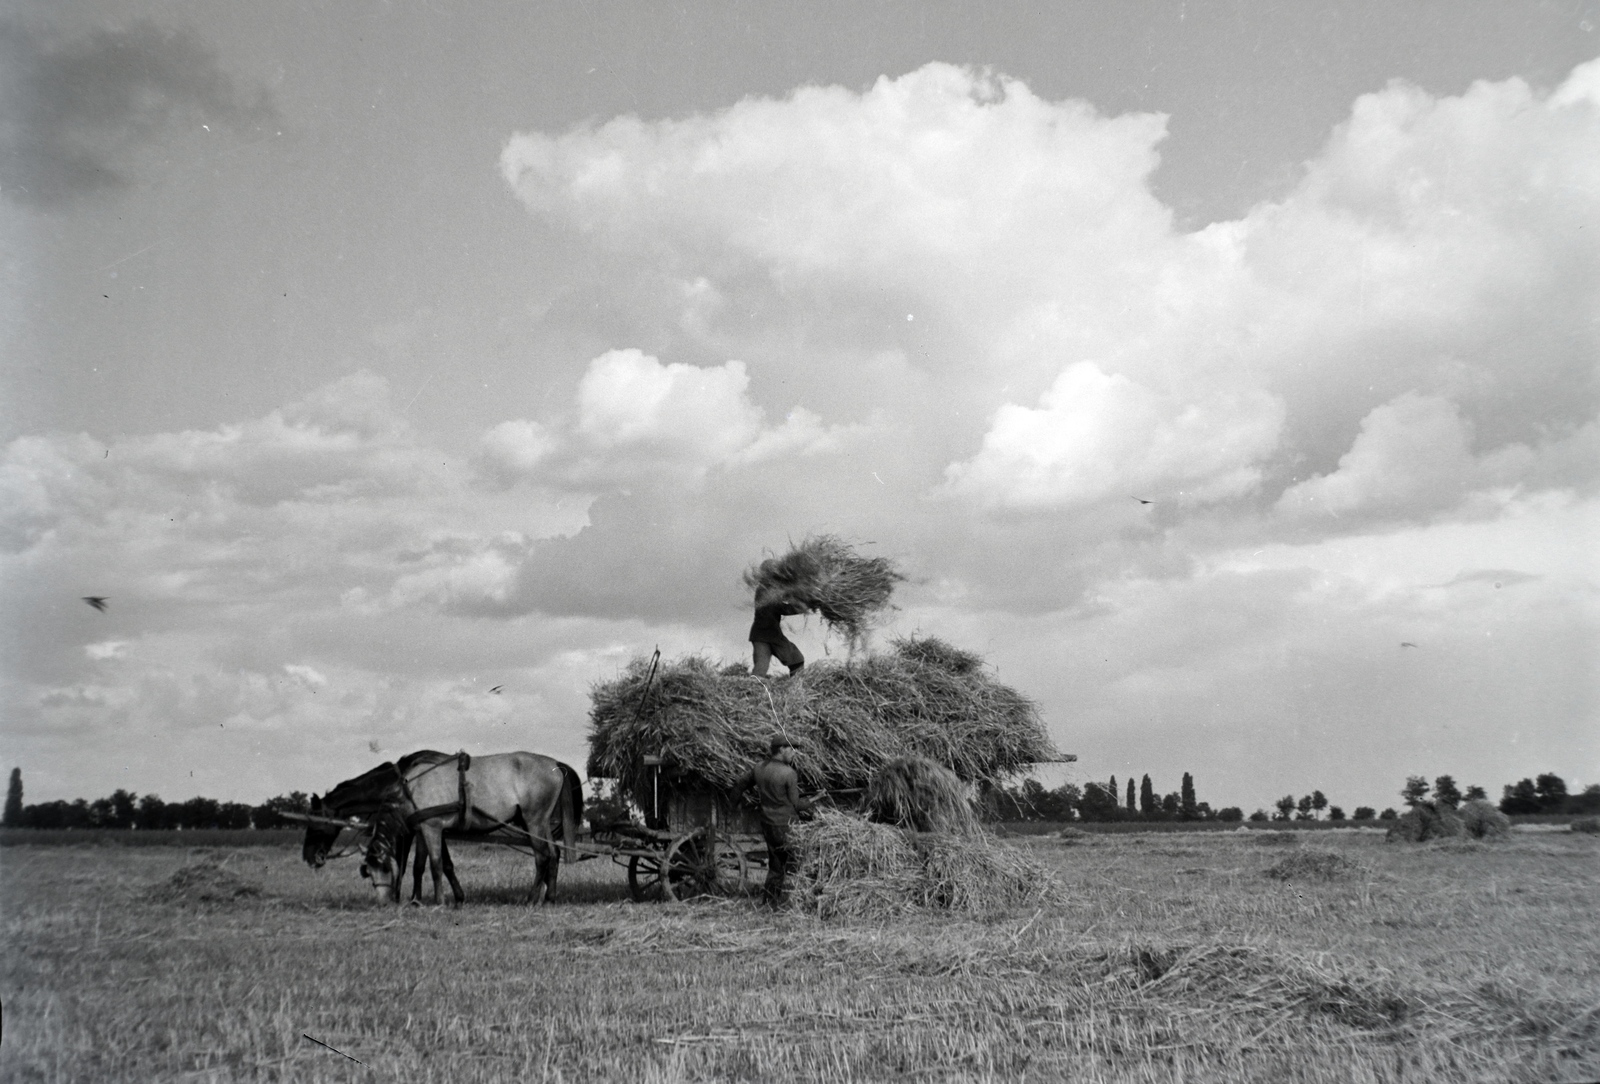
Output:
[749, 600, 807, 644]
[737, 758, 814, 827]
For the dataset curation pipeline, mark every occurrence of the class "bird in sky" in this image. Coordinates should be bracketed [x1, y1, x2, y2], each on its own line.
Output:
[1131, 497, 1153, 505]
[489, 685, 503, 694]
[82, 596, 109, 612]
[1401, 642, 1419, 648]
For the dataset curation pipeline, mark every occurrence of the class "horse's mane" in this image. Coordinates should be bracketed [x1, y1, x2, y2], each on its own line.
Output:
[396, 749, 453, 775]
[325, 749, 453, 813]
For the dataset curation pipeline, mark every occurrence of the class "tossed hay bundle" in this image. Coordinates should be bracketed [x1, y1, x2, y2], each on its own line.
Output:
[587, 637, 1057, 813]
[866, 756, 978, 835]
[743, 534, 906, 646]
[790, 808, 1061, 919]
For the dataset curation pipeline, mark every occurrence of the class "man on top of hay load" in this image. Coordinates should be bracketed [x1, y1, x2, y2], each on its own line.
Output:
[749, 589, 811, 678]
[736, 737, 814, 906]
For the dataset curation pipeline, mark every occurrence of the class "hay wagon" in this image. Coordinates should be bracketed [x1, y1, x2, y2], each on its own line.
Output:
[576, 754, 856, 902]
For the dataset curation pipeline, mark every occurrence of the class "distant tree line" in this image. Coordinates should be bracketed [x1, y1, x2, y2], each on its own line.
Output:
[982, 766, 1600, 825]
[1, 769, 310, 830]
[988, 772, 1245, 823]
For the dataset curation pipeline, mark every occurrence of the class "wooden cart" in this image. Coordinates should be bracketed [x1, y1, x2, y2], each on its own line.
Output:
[575, 755, 771, 902]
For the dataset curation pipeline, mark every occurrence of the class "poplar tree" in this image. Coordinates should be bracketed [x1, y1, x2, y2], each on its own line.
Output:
[1125, 778, 1136, 812]
[1180, 772, 1197, 819]
[1140, 774, 1155, 815]
[3, 768, 21, 828]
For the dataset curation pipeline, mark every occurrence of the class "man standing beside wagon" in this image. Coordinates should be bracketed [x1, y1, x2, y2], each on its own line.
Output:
[736, 738, 814, 906]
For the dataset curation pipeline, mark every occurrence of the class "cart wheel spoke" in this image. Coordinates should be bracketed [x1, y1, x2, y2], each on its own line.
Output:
[627, 855, 665, 902]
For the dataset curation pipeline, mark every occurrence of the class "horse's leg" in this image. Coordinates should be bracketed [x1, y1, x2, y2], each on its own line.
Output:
[391, 832, 413, 904]
[516, 809, 548, 905]
[540, 838, 560, 904]
[410, 832, 428, 904]
[419, 823, 448, 905]
[441, 837, 465, 905]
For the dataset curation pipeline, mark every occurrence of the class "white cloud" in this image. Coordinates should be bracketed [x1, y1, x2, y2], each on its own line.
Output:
[1276, 393, 1504, 521]
[8, 59, 1600, 804]
[480, 349, 848, 488]
[282, 663, 327, 688]
[84, 640, 128, 661]
[943, 362, 1284, 510]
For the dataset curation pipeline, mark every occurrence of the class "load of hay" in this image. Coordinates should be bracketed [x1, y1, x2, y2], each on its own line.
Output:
[586, 637, 1058, 811]
[866, 756, 979, 834]
[742, 534, 906, 647]
[789, 807, 1063, 919]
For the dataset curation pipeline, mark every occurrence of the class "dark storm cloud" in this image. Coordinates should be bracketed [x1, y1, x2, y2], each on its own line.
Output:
[0, 20, 274, 206]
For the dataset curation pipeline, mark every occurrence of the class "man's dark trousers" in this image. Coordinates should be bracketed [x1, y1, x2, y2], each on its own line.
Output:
[760, 821, 792, 905]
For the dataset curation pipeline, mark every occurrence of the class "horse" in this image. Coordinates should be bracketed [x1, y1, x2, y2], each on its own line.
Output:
[357, 806, 461, 904]
[357, 761, 578, 905]
[302, 750, 464, 903]
[391, 751, 581, 906]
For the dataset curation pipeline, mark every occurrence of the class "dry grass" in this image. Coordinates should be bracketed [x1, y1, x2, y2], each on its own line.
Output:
[1262, 849, 1367, 882]
[788, 808, 1062, 919]
[742, 534, 906, 646]
[865, 755, 978, 834]
[3, 829, 1597, 1082]
[587, 638, 1056, 811]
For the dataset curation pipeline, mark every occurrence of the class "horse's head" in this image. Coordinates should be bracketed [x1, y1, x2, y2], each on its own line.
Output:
[301, 794, 342, 868]
[359, 808, 405, 902]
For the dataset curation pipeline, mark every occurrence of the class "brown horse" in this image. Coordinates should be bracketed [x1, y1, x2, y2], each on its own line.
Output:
[302, 750, 464, 903]
[358, 806, 461, 904]
[398, 752, 580, 906]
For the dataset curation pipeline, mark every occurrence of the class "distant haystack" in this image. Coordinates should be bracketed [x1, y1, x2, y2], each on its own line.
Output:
[1457, 799, 1511, 840]
[1386, 802, 1465, 843]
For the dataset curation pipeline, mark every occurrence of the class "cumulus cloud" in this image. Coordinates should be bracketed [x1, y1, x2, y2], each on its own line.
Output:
[943, 362, 1284, 510]
[1275, 393, 1527, 522]
[8, 58, 1600, 804]
[504, 59, 1599, 563]
[479, 349, 847, 489]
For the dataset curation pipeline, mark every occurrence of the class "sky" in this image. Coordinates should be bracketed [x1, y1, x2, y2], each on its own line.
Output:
[1, 1, 1597, 814]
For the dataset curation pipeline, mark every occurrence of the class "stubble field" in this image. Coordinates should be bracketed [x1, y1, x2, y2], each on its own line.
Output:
[1, 826, 1596, 1083]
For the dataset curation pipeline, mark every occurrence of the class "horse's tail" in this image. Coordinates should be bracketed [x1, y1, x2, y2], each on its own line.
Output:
[559, 762, 582, 862]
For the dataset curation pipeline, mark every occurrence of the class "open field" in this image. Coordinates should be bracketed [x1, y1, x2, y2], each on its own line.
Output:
[2, 828, 1596, 1083]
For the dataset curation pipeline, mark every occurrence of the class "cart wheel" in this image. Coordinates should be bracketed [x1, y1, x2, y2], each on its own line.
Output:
[627, 854, 666, 902]
[660, 833, 752, 901]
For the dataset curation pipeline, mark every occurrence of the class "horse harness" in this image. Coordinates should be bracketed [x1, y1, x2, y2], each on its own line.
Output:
[391, 752, 559, 853]
[394, 751, 479, 830]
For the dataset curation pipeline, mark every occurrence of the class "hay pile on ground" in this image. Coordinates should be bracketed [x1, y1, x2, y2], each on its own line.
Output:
[1263, 849, 1366, 882]
[1251, 832, 1302, 846]
[1458, 799, 1511, 839]
[149, 858, 263, 904]
[790, 808, 1061, 919]
[865, 756, 978, 834]
[743, 534, 906, 646]
[1573, 817, 1600, 835]
[587, 637, 1056, 808]
[1386, 802, 1466, 843]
